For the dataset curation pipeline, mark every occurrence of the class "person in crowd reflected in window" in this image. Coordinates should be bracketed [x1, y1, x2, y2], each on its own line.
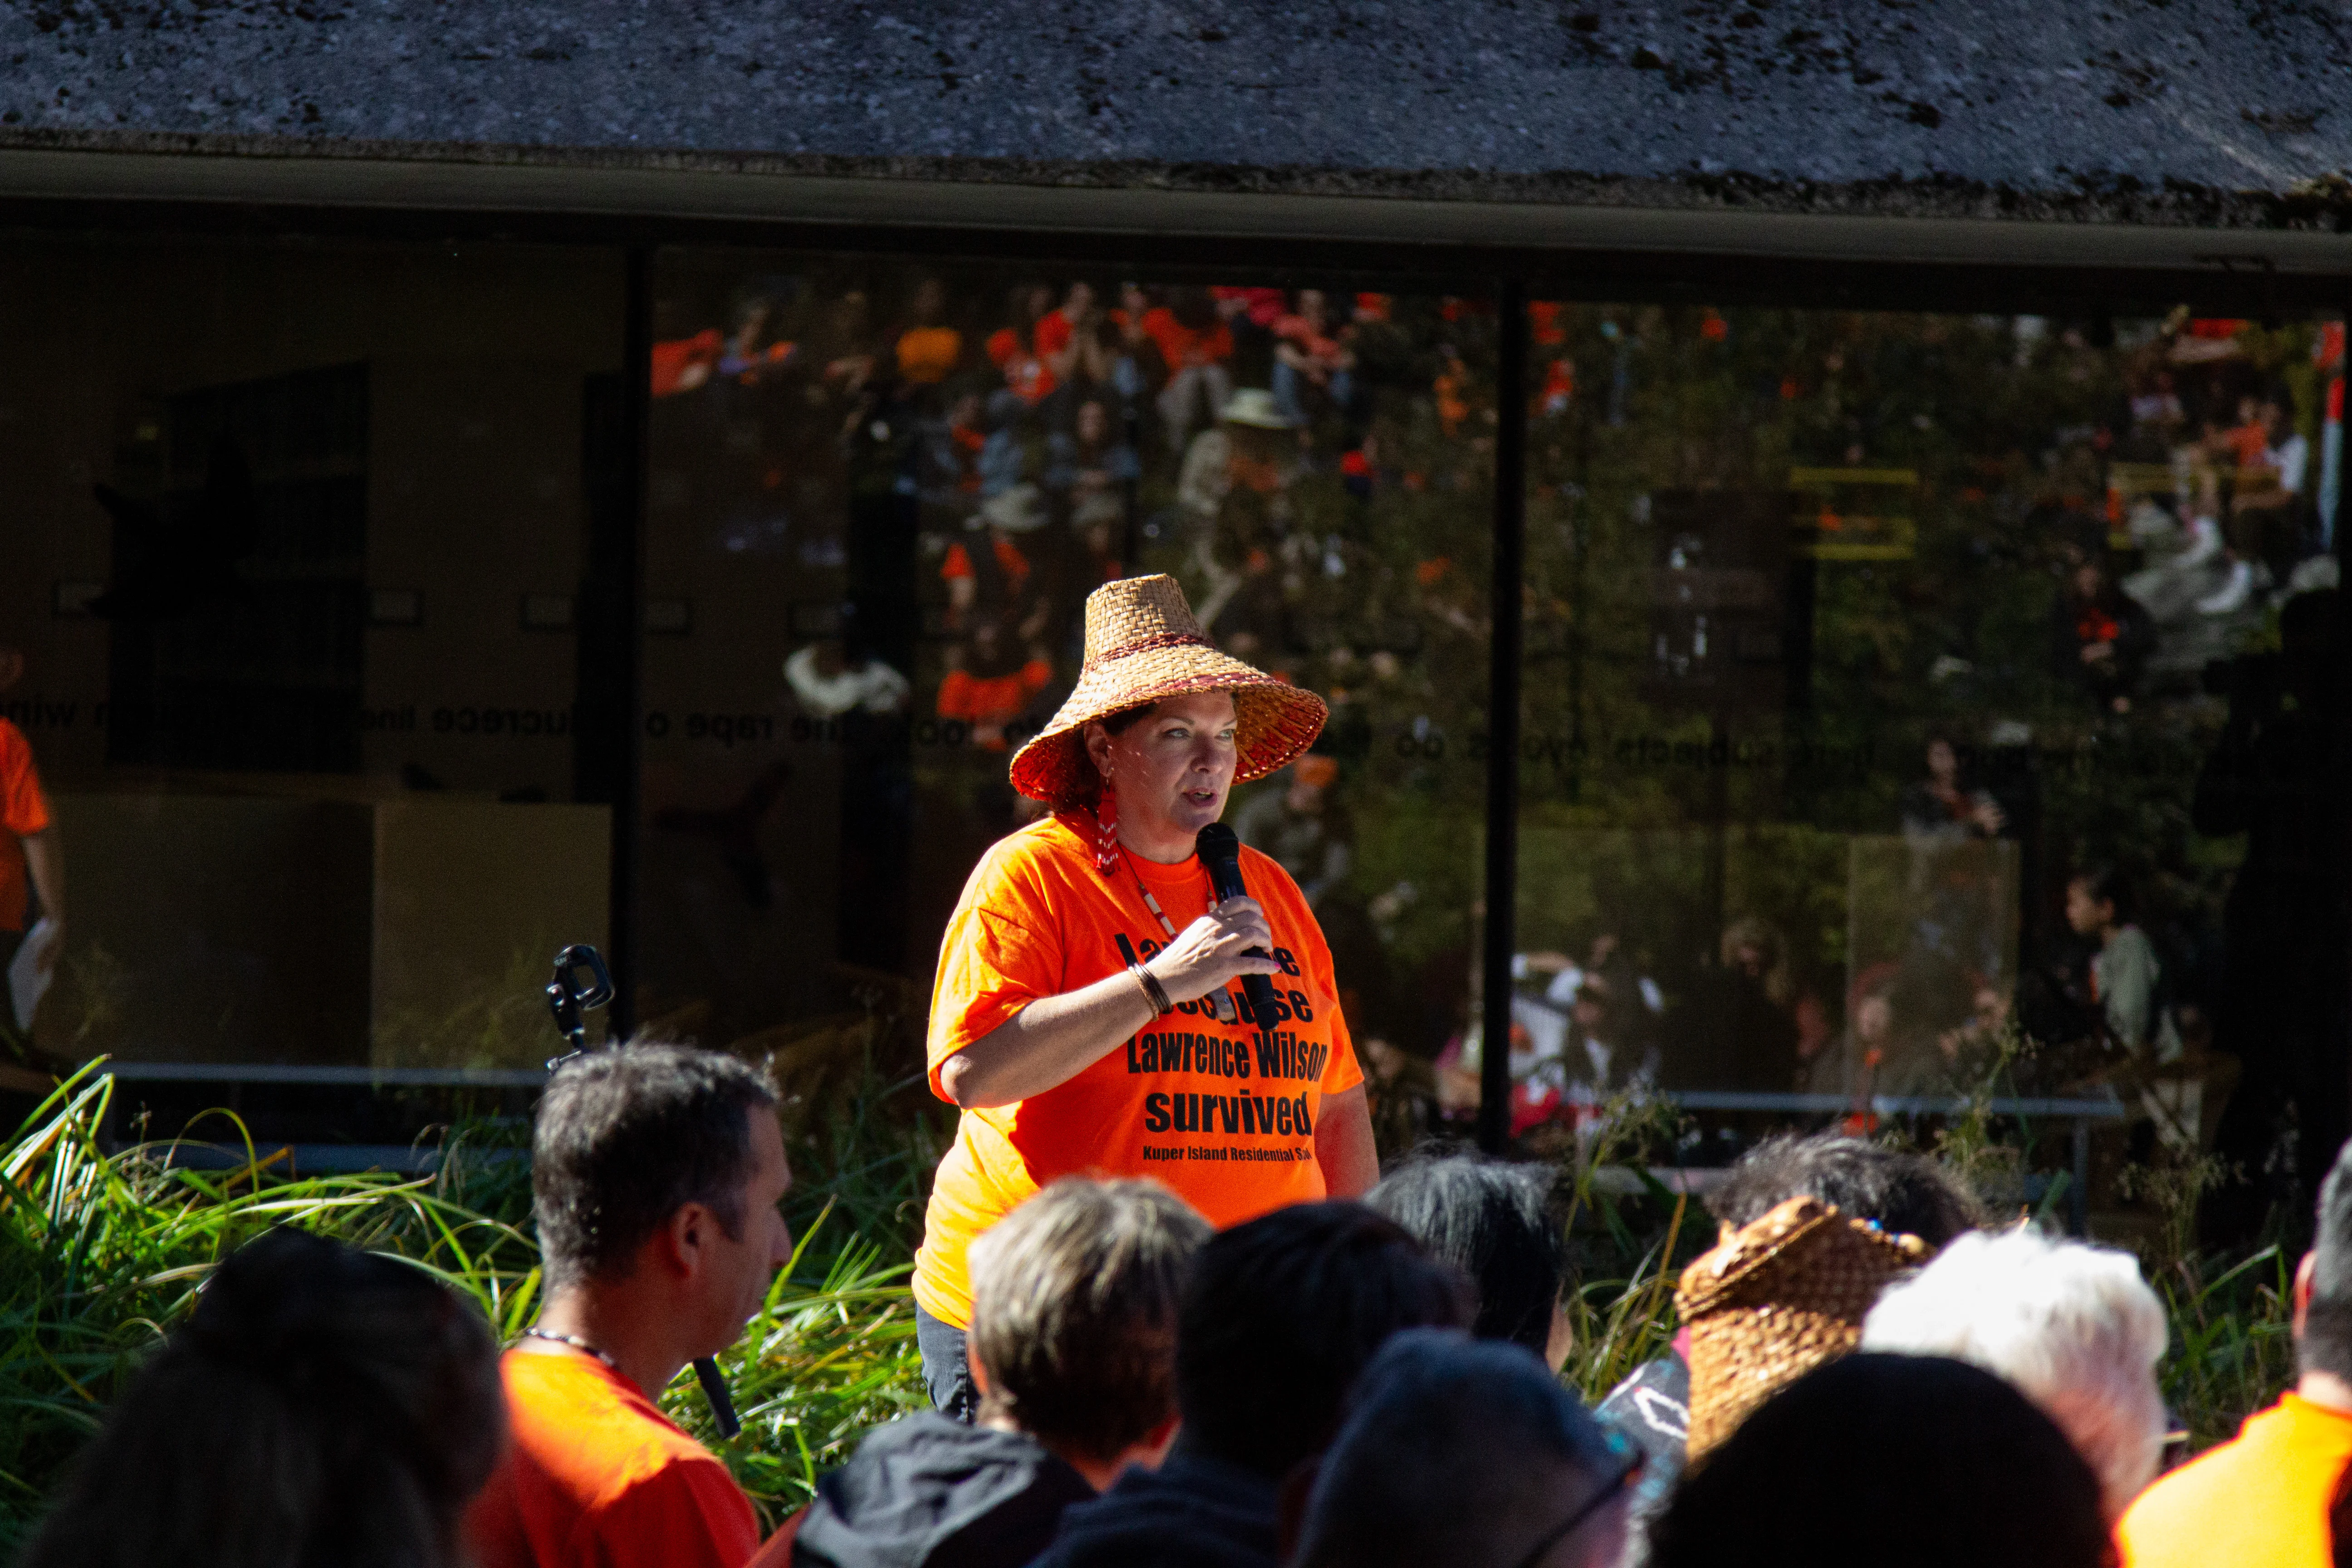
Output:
[1863, 1227, 2169, 1520]
[768, 1178, 1207, 1568]
[938, 613, 1055, 755]
[1034, 280, 1110, 394]
[1138, 288, 1235, 454]
[22, 1229, 503, 1568]
[2120, 1134, 2352, 1564]
[1648, 1355, 2112, 1568]
[1663, 916, 1802, 1093]
[466, 1046, 793, 1568]
[941, 484, 1048, 637]
[1029, 1203, 1470, 1568]
[2054, 547, 2152, 715]
[0, 645, 63, 996]
[895, 276, 963, 388]
[2063, 864, 2178, 1063]
[1271, 288, 1357, 431]
[1367, 1154, 1571, 1367]
[985, 284, 1059, 416]
[1899, 733, 2008, 843]
[1289, 1331, 1635, 1568]
[912, 575, 1376, 1423]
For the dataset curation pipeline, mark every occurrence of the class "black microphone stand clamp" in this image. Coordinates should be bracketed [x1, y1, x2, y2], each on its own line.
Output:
[542, 945, 742, 1440]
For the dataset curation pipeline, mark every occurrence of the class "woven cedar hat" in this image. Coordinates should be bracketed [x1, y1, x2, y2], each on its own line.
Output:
[1676, 1196, 1930, 1458]
[1009, 574, 1328, 806]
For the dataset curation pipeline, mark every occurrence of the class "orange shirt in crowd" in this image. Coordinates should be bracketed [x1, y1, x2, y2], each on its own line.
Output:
[1033, 309, 1076, 362]
[941, 536, 1032, 592]
[936, 661, 1053, 741]
[985, 327, 1057, 406]
[650, 331, 723, 399]
[896, 325, 962, 384]
[0, 718, 52, 934]
[2115, 1391, 2352, 1568]
[466, 1348, 760, 1568]
[1136, 308, 1233, 372]
[914, 814, 1363, 1328]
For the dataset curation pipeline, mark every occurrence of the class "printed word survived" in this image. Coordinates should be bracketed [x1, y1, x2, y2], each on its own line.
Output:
[1143, 1089, 1316, 1138]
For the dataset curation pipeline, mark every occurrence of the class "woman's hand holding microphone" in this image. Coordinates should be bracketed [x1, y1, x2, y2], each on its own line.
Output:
[1143, 897, 1283, 1004]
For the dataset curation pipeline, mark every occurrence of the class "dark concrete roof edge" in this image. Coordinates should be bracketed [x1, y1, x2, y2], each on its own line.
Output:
[5, 130, 2352, 274]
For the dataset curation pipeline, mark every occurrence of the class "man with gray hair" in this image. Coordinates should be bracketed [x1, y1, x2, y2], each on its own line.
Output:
[2117, 1134, 2352, 1564]
[781, 1177, 1210, 1568]
[1290, 1331, 1637, 1568]
[1861, 1227, 2168, 1518]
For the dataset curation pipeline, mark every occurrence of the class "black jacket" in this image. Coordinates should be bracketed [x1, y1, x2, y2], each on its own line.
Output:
[1029, 1446, 1280, 1568]
[791, 1411, 1093, 1568]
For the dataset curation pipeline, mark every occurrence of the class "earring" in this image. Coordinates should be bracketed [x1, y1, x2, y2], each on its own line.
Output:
[1095, 780, 1121, 875]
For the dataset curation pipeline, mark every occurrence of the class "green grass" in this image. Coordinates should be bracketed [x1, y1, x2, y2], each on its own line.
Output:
[0, 1065, 927, 1549]
[0, 1058, 2302, 1551]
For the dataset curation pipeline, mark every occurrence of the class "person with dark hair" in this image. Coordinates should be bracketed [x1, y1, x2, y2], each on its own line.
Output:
[2119, 1134, 2352, 1564]
[1290, 1331, 1636, 1568]
[2064, 863, 2176, 1059]
[1596, 1134, 1980, 1550]
[1647, 1354, 2111, 1568]
[1703, 1132, 1983, 1245]
[1031, 1201, 1472, 1568]
[23, 1228, 504, 1568]
[780, 1178, 1209, 1568]
[1366, 1153, 1569, 1365]
[466, 1044, 794, 1568]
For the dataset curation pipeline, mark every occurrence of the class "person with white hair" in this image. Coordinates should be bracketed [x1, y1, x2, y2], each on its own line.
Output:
[1860, 1225, 2168, 1519]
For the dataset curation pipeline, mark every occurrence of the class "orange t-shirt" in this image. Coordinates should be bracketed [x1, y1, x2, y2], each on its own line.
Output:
[0, 719, 52, 934]
[2116, 1392, 2352, 1568]
[941, 537, 1032, 590]
[896, 326, 962, 384]
[913, 814, 1363, 1328]
[466, 1348, 760, 1568]
[1138, 309, 1233, 371]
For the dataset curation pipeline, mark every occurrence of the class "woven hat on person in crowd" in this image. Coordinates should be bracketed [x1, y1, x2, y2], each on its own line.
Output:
[1009, 574, 1327, 807]
[1220, 388, 1299, 430]
[1676, 1196, 1931, 1458]
[976, 483, 1050, 533]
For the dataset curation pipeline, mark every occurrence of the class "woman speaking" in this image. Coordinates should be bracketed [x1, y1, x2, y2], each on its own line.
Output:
[912, 574, 1378, 1416]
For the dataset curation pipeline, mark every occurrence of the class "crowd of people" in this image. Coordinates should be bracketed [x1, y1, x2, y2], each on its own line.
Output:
[661, 273, 1464, 778]
[27, 1038, 2352, 1568]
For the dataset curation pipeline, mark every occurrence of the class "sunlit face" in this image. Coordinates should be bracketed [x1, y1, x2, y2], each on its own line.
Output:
[696, 1109, 794, 1357]
[1091, 691, 1240, 843]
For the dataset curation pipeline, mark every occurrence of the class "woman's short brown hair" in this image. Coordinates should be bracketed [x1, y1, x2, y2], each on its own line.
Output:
[965, 1177, 1210, 1461]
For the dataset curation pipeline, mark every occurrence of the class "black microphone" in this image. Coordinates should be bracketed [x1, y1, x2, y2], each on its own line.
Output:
[1195, 823, 1284, 1029]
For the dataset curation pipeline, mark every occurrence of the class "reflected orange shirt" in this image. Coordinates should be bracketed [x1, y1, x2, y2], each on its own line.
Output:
[914, 814, 1362, 1328]
[2116, 1392, 2352, 1568]
[466, 1348, 760, 1568]
[0, 719, 51, 934]
[896, 326, 962, 384]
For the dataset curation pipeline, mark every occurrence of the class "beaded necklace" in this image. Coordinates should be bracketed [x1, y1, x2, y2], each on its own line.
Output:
[521, 1327, 617, 1370]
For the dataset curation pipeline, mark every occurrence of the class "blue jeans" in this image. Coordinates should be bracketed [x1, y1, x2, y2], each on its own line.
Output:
[915, 1300, 977, 1422]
